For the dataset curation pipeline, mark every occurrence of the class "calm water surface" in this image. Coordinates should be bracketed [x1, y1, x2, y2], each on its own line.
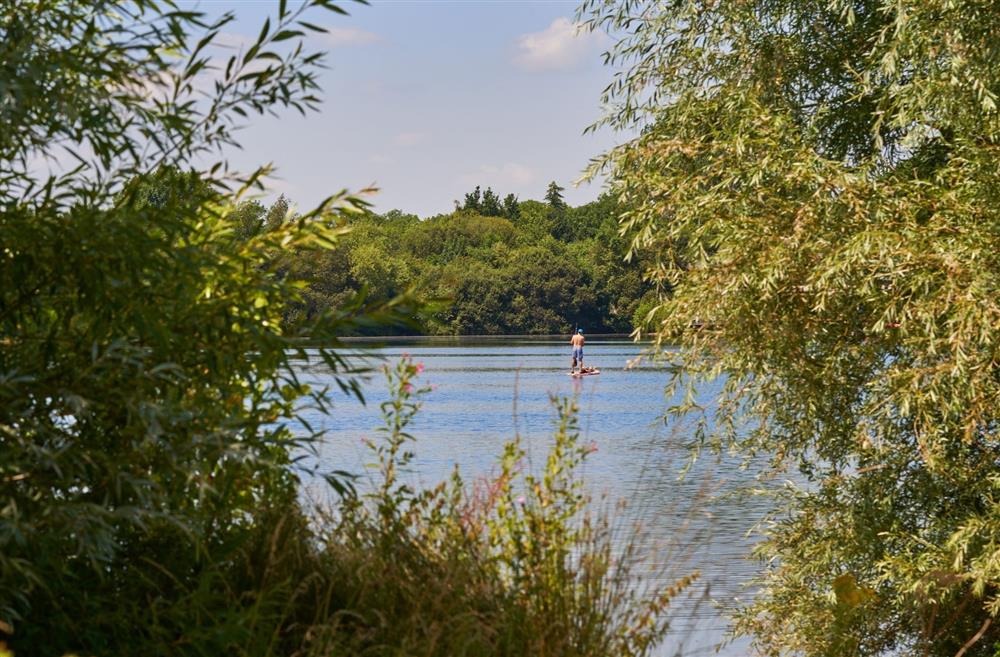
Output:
[293, 337, 778, 656]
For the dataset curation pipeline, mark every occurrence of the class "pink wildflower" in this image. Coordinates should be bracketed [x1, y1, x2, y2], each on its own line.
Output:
[516, 495, 527, 505]
[587, 441, 599, 454]
[415, 363, 425, 374]
[403, 383, 413, 393]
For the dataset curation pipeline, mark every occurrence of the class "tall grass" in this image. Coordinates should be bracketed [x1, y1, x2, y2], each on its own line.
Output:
[298, 357, 696, 656]
[2, 357, 693, 656]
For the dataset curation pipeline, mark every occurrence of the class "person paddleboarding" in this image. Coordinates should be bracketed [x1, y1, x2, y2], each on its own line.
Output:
[570, 328, 585, 374]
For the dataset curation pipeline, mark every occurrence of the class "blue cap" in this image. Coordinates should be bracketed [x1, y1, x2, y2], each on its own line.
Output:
[577, 328, 583, 334]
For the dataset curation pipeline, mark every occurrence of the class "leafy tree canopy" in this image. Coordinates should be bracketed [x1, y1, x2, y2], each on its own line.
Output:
[456, 185, 520, 220]
[283, 191, 648, 336]
[582, 0, 1000, 653]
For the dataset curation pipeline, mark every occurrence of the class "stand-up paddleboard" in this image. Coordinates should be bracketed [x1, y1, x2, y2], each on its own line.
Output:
[568, 369, 600, 377]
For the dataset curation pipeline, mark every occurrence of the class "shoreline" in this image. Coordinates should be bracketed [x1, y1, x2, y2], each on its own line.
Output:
[339, 333, 639, 344]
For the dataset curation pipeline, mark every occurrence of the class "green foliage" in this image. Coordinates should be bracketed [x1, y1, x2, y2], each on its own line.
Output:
[545, 181, 566, 209]
[230, 195, 294, 242]
[231, 199, 268, 240]
[283, 192, 649, 335]
[264, 193, 291, 232]
[516, 199, 553, 239]
[457, 185, 521, 219]
[460, 185, 484, 213]
[309, 357, 695, 656]
[583, 0, 1000, 654]
[0, 0, 417, 654]
[481, 186, 503, 217]
[503, 192, 520, 220]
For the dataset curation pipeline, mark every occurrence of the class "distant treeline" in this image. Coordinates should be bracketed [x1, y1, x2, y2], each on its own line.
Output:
[238, 183, 655, 335]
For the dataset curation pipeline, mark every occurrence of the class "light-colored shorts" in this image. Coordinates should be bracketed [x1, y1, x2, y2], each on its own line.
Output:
[572, 347, 583, 360]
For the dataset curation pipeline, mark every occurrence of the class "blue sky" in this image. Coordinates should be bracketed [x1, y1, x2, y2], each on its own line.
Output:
[194, 0, 620, 216]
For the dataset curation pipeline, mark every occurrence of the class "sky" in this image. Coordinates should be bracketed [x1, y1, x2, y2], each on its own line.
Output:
[191, 0, 622, 217]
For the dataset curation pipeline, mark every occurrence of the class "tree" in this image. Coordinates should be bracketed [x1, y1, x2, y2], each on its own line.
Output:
[480, 186, 502, 216]
[266, 188, 642, 337]
[583, 0, 1000, 654]
[264, 193, 291, 231]
[515, 199, 553, 239]
[379, 209, 420, 225]
[460, 185, 482, 213]
[502, 192, 520, 220]
[545, 181, 570, 239]
[231, 199, 267, 241]
[457, 185, 512, 218]
[350, 242, 413, 303]
[545, 180, 566, 209]
[0, 1, 405, 654]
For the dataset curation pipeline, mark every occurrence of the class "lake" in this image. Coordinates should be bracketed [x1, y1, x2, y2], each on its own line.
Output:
[293, 336, 778, 656]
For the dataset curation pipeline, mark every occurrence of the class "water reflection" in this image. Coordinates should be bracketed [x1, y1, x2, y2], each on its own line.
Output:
[293, 336, 777, 656]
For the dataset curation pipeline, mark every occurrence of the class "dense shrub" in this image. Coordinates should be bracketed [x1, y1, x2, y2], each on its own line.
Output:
[0, 1, 399, 653]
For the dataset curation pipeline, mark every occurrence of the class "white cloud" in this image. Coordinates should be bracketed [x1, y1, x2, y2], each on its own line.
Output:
[459, 163, 537, 189]
[393, 131, 429, 147]
[513, 17, 608, 72]
[321, 26, 381, 48]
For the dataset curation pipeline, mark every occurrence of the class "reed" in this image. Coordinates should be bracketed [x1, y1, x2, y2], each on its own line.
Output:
[294, 356, 696, 657]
